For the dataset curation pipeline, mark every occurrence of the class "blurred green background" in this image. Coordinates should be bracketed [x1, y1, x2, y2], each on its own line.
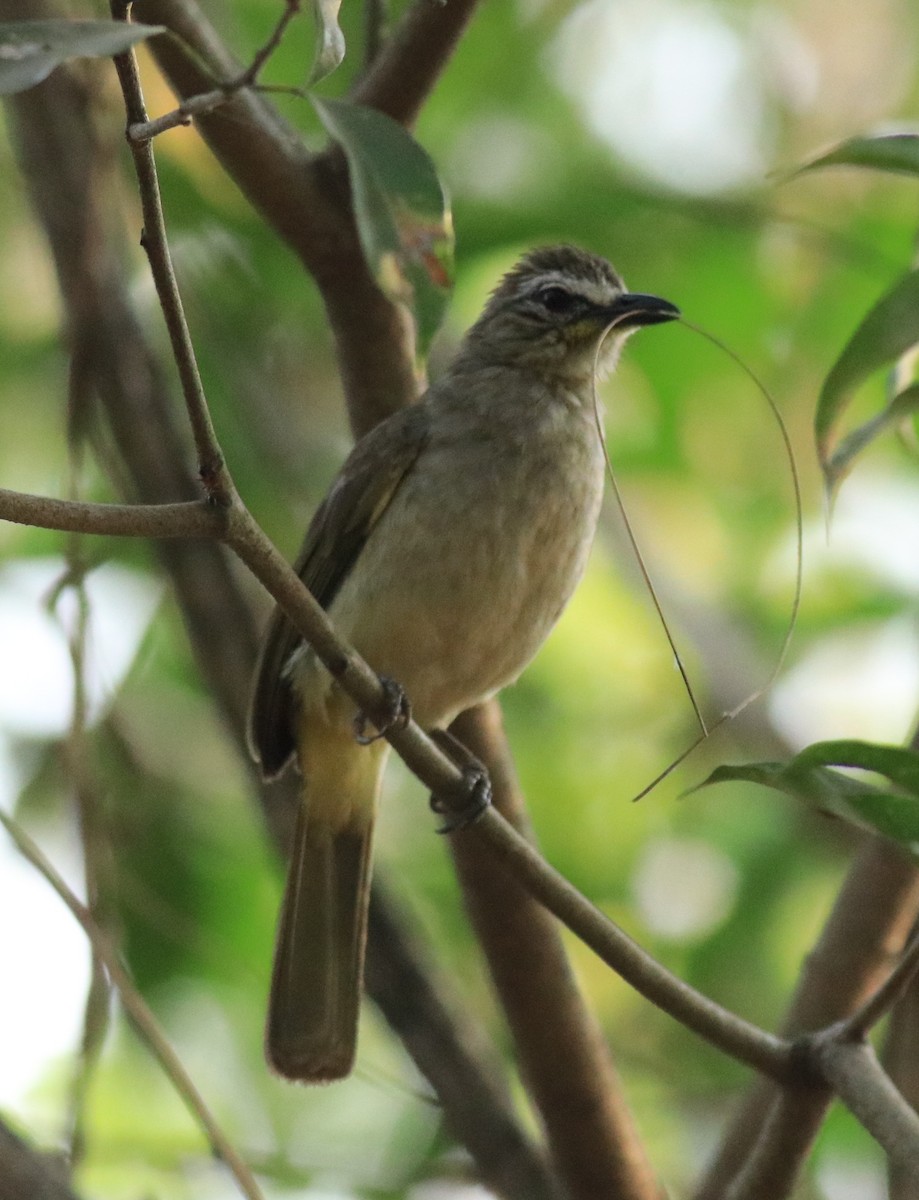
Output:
[2, 0, 919, 1196]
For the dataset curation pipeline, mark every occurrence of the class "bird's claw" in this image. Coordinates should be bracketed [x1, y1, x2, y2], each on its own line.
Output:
[428, 730, 492, 832]
[354, 675, 411, 745]
[431, 765, 492, 833]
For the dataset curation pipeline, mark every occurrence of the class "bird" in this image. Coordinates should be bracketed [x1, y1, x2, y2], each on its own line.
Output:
[248, 244, 679, 1082]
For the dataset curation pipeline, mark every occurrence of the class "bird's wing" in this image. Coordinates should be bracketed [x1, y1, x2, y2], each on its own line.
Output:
[248, 403, 431, 778]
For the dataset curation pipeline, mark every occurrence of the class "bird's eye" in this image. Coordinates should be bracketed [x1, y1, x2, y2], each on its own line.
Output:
[535, 285, 578, 314]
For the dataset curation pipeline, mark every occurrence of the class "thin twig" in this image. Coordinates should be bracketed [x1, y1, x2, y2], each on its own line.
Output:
[128, 86, 226, 141]
[233, 0, 301, 87]
[630, 319, 805, 800]
[133, 0, 419, 435]
[679, 320, 804, 720]
[110, 1, 232, 501]
[128, 0, 302, 142]
[0, 809, 265, 1200]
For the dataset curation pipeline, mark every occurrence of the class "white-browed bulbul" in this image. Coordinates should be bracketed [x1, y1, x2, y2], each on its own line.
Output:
[249, 245, 679, 1082]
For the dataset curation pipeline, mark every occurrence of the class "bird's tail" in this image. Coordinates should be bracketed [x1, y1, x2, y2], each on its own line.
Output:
[266, 724, 386, 1083]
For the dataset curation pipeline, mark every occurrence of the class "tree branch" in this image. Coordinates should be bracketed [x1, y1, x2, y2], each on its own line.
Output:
[723, 1083, 830, 1200]
[451, 705, 662, 1200]
[6, 28, 261, 743]
[883, 956, 919, 1200]
[0, 808, 265, 1200]
[111, 0, 232, 501]
[696, 836, 919, 1200]
[813, 1036, 919, 1180]
[365, 882, 561, 1200]
[126, 0, 302, 141]
[842, 932, 919, 1042]
[0, 490, 222, 539]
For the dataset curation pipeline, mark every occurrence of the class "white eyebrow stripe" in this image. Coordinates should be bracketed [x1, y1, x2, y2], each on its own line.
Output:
[521, 271, 622, 308]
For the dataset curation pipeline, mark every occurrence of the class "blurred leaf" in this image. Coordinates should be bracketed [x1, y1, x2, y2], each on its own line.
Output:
[694, 740, 919, 854]
[816, 269, 919, 479]
[0, 19, 164, 95]
[308, 0, 345, 84]
[312, 96, 454, 354]
[796, 132, 919, 179]
[824, 382, 919, 495]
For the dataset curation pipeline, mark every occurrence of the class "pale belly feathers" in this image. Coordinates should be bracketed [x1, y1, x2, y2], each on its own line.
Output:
[293, 404, 605, 731]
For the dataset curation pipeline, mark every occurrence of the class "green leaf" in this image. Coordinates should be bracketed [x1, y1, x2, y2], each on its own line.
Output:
[794, 740, 919, 794]
[312, 96, 454, 355]
[308, 0, 345, 84]
[0, 19, 164, 96]
[796, 132, 919, 179]
[694, 741, 919, 856]
[816, 269, 919, 477]
[823, 382, 919, 496]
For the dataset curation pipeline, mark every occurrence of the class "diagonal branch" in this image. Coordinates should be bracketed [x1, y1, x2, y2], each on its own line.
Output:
[2, 463, 793, 1088]
[0, 807, 265, 1200]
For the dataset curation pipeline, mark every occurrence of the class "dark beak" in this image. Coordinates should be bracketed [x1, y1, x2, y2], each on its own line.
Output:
[603, 292, 680, 329]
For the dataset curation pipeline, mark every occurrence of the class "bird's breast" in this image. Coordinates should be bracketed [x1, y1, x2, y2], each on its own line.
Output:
[306, 406, 605, 729]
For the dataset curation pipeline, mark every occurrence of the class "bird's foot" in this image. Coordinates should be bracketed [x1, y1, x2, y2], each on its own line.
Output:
[428, 729, 493, 833]
[354, 675, 412, 745]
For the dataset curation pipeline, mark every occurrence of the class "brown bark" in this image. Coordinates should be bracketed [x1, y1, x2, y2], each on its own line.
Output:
[452, 704, 663, 1200]
[696, 836, 919, 1200]
[885, 960, 919, 1200]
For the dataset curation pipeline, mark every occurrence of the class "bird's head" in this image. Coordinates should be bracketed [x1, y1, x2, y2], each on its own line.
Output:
[463, 245, 679, 381]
